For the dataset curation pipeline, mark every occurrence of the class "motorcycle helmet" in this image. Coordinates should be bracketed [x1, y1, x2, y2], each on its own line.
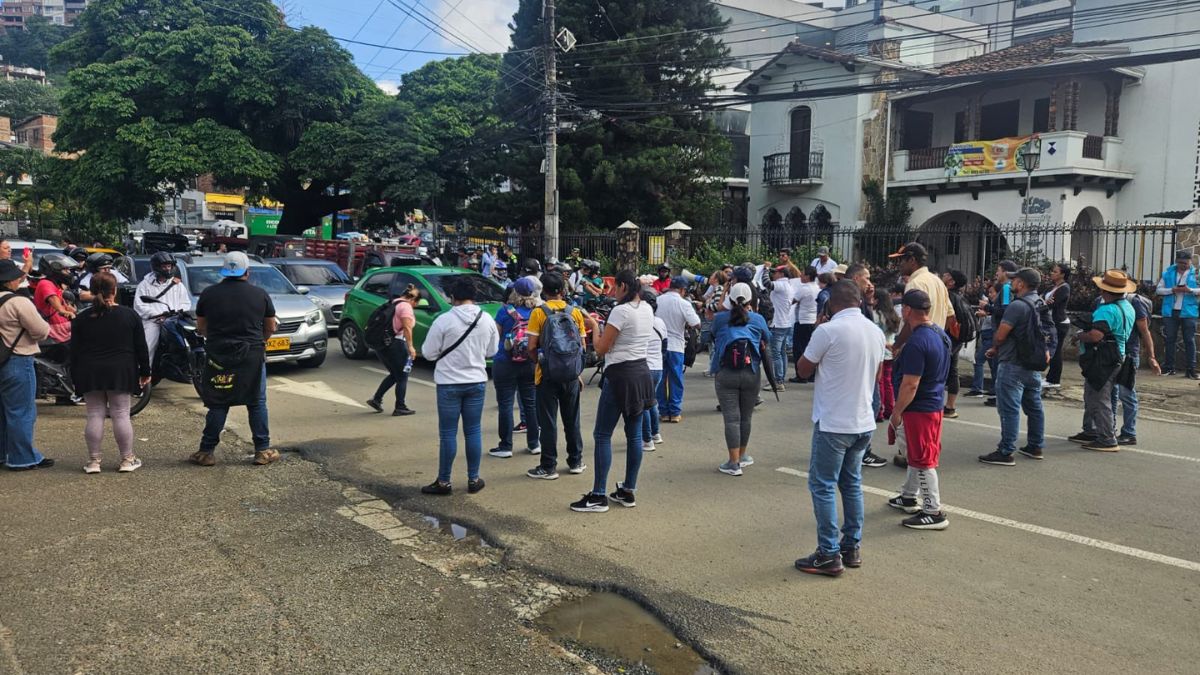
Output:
[151, 251, 176, 279]
[494, 260, 508, 271]
[639, 288, 659, 311]
[85, 252, 114, 275]
[38, 252, 81, 283]
[521, 258, 542, 276]
[68, 247, 89, 264]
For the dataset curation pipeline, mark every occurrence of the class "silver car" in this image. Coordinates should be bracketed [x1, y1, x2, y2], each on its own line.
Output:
[179, 258, 329, 368]
[266, 257, 352, 332]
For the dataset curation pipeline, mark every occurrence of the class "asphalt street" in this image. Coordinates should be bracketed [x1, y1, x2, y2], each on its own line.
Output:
[160, 343, 1200, 674]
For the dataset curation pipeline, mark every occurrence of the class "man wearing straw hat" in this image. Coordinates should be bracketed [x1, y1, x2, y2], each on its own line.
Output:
[1069, 270, 1136, 453]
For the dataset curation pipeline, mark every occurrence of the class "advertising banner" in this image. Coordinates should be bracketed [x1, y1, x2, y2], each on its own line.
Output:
[944, 135, 1038, 177]
[249, 209, 332, 239]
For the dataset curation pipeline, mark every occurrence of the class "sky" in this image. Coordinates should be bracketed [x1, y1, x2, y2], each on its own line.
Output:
[282, 0, 520, 93]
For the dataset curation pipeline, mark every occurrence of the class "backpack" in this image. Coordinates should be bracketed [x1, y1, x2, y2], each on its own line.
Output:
[364, 300, 398, 351]
[683, 324, 701, 368]
[948, 291, 977, 345]
[722, 338, 755, 370]
[504, 306, 532, 363]
[540, 304, 583, 383]
[757, 294, 775, 324]
[1014, 296, 1058, 372]
[0, 294, 28, 368]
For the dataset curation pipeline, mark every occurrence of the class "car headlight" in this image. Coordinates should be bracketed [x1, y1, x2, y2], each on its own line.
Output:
[305, 310, 323, 326]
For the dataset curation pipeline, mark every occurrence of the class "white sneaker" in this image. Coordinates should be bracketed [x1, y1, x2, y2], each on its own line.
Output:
[118, 457, 143, 473]
[488, 448, 513, 458]
[652, 433, 664, 444]
[739, 455, 755, 467]
[642, 441, 656, 452]
[84, 459, 101, 474]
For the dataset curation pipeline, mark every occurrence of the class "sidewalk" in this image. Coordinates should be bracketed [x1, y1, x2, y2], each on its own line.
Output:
[0, 400, 592, 674]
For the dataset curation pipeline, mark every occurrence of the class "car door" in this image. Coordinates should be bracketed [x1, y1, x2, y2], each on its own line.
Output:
[389, 271, 441, 354]
[345, 270, 395, 331]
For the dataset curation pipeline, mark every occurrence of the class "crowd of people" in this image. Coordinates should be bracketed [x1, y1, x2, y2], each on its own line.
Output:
[3, 235, 1194, 578]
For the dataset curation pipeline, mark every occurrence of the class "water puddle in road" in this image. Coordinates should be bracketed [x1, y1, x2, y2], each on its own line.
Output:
[536, 592, 719, 675]
[419, 514, 492, 548]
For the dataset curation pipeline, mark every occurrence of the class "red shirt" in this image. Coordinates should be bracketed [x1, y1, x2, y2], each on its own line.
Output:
[652, 278, 671, 294]
[34, 279, 69, 325]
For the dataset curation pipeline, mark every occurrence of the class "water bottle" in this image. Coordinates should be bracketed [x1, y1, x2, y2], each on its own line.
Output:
[403, 356, 413, 373]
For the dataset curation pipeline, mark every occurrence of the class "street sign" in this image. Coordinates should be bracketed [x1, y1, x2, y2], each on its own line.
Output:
[555, 27, 576, 52]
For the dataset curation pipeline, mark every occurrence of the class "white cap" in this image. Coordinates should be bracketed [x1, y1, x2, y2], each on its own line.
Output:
[729, 282, 753, 305]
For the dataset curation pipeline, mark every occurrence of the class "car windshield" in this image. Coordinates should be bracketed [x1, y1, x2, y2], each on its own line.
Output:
[187, 266, 298, 296]
[284, 263, 351, 286]
[428, 273, 507, 304]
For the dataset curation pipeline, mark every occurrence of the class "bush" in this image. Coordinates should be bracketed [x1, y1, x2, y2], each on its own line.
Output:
[668, 239, 844, 276]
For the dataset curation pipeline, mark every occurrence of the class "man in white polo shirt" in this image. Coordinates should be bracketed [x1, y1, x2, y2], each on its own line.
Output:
[794, 280, 886, 577]
[811, 246, 838, 276]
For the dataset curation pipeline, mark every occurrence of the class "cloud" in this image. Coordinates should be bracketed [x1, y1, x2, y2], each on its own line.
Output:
[376, 80, 400, 95]
[431, 0, 514, 52]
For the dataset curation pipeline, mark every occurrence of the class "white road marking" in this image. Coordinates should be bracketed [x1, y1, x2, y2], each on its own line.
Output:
[945, 417, 1200, 463]
[360, 366, 436, 388]
[775, 467, 1200, 573]
[269, 376, 367, 408]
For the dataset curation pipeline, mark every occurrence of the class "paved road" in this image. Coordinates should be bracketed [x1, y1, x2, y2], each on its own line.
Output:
[161, 343, 1200, 674]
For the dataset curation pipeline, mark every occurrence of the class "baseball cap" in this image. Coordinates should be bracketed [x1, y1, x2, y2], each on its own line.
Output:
[670, 276, 691, 289]
[888, 242, 928, 260]
[998, 260, 1019, 274]
[219, 251, 250, 278]
[729, 283, 753, 305]
[1176, 250, 1193, 261]
[0, 258, 24, 283]
[901, 289, 932, 311]
[513, 276, 539, 297]
[817, 246, 830, 255]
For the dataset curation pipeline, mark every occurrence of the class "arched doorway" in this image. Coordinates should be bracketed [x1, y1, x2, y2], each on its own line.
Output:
[1070, 207, 1105, 272]
[917, 211, 1006, 279]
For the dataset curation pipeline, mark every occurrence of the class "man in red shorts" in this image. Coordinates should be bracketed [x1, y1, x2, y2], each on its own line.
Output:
[888, 290, 951, 530]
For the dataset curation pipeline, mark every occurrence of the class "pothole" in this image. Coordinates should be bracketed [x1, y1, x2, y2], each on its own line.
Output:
[419, 514, 492, 547]
[535, 592, 719, 675]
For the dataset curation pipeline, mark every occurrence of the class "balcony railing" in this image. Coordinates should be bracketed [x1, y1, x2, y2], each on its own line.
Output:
[763, 151, 824, 185]
[1082, 134, 1104, 160]
[908, 146, 949, 171]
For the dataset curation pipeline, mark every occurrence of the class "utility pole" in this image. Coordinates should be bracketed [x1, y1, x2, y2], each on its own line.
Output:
[543, 0, 559, 263]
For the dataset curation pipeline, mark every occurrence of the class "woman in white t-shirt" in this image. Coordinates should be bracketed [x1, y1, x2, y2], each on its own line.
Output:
[640, 289, 668, 452]
[571, 270, 655, 513]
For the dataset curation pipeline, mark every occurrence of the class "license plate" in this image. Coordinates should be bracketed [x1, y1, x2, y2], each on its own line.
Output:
[266, 336, 291, 352]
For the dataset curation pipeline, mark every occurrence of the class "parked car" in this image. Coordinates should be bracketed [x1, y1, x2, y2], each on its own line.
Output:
[178, 258, 328, 368]
[266, 257, 353, 330]
[338, 266, 507, 360]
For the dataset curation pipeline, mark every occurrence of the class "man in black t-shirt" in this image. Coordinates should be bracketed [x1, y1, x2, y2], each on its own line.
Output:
[192, 252, 279, 467]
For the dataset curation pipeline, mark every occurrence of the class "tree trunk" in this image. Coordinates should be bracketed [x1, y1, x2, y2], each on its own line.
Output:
[275, 187, 353, 236]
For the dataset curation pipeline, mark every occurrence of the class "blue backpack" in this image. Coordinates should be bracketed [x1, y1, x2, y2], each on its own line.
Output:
[540, 305, 583, 383]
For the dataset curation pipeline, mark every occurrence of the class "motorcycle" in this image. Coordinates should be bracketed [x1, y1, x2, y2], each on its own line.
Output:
[34, 341, 154, 416]
[139, 296, 207, 401]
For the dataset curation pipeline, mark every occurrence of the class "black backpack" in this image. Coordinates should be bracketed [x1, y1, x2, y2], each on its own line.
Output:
[1014, 296, 1057, 372]
[948, 291, 977, 345]
[722, 338, 755, 370]
[364, 300, 398, 351]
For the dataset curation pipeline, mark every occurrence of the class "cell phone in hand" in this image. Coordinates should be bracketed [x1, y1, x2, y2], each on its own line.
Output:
[23, 247, 31, 258]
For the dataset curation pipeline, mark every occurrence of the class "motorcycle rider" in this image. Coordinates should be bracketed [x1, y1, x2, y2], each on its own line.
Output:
[33, 253, 80, 344]
[134, 252, 192, 363]
[77, 253, 129, 303]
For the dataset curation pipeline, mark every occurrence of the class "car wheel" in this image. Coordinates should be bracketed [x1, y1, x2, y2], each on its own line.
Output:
[339, 321, 369, 360]
[299, 350, 327, 368]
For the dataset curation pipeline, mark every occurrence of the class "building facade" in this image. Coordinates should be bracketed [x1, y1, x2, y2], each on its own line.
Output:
[1, 0, 88, 29]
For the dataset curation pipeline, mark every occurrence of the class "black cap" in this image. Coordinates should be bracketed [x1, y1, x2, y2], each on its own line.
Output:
[0, 259, 23, 283]
[888, 242, 928, 261]
[901, 289, 932, 311]
[1177, 250, 1193, 261]
[998, 260, 1019, 273]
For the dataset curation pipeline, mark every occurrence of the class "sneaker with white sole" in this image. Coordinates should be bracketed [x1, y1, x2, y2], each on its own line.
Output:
[718, 461, 743, 476]
[526, 466, 559, 480]
[119, 457, 143, 473]
[610, 484, 636, 508]
[84, 459, 101, 474]
[567, 463, 587, 475]
[642, 441, 656, 452]
[739, 455, 754, 467]
[570, 493, 609, 513]
[887, 495, 920, 513]
[652, 433, 664, 444]
[902, 512, 949, 530]
[488, 447, 513, 458]
[527, 446, 541, 455]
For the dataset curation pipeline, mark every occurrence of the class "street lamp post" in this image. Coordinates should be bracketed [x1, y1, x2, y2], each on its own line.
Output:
[1020, 139, 1042, 222]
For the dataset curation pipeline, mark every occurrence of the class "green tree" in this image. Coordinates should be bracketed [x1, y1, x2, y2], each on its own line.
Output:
[52, 0, 384, 234]
[0, 16, 74, 73]
[496, 0, 732, 231]
[857, 178, 913, 264]
[0, 79, 61, 120]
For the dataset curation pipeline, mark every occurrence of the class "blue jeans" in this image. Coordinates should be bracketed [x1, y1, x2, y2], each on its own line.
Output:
[769, 327, 792, 384]
[642, 369, 663, 440]
[0, 355, 44, 468]
[808, 423, 872, 556]
[973, 329, 995, 392]
[592, 378, 644, 495]
[436, 382, 486, 483]
[201, 363, 270, 452]
[995, 362, 1045, 455]
[1112, 356, 1139, 438]
[492, 359, 539, 452]
[1162, 315, 1197, 372]
[657, 351, 686, 416]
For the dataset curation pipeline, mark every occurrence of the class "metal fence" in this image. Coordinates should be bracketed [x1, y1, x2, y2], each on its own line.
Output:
[441, 221, 1178, 283]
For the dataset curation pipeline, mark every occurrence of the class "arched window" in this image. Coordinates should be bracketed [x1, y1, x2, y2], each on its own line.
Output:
[789, 106, 812, 179]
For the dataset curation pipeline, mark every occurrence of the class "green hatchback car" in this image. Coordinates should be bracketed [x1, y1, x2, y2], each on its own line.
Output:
[338, 266, 508, 359]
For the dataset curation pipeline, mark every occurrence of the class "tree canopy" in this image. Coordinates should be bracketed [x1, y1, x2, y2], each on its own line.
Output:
[0, 79, 61, 120]
[0, 16, 74, 73]
[52, 0, 383, 234]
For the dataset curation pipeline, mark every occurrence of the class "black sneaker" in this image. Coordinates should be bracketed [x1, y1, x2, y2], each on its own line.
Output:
[514, 422, 528, 433]
[420, 480, 452, 495]
[1018, 446, 1044, 460]
[610, 483, 636, 508]
[1187, 371, 1200, 381]
[392, 407, 416, 417]
[755, 397, 764, 407]
[794, 550, 844, 577]
[893, 453, 908, 469]
[467, 478, 485, 494]
[840, 546, 862, 569]
[1162, 369, 1176, 376]
[526, 466, 559, 480]
[887, 495, 920, 513]
[567, 462, 587, 475]
[489, 447, 514, 458]
[984, 397, 997, 407]
[1067, 432, 1097, 445]
[964, 389, 984, 398]
[1117, 434, 1137, 446]
[862, 452, 887, 468]
[978, 450, 1015, 466]
[788, 376, 803, 383]
[902, 512, 949, 530]
[570, 493, 609, 513]
[943, 407, 958, 419]
[7, 457, 54, 471]
[365, 398, 383, 413]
